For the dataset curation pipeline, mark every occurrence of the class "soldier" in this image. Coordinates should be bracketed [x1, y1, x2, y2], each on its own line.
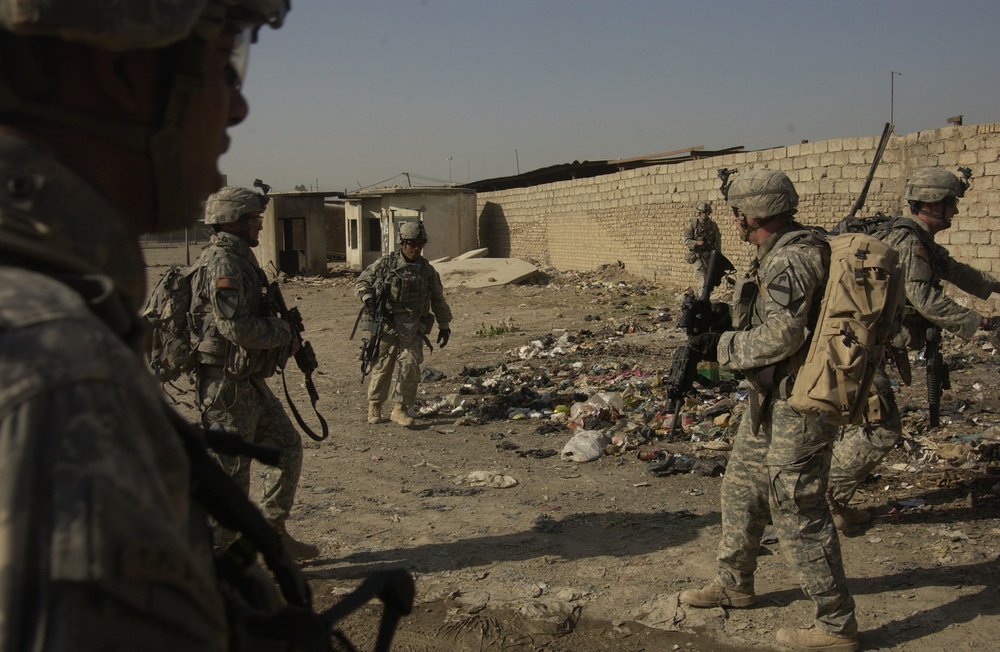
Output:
[190, 186, 319, 560]
[0, 1, 288, 648]
[828, 167, 1000, 529]
[680, 170, 859, 652]
[357, 221, 453, 427]
[683, 201, 723, 290]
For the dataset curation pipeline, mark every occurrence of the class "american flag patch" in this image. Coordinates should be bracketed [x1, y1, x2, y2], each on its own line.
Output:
[217, 276, 239, 290]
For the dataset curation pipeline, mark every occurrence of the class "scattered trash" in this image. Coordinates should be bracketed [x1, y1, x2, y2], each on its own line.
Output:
[561, 430, 612, 463]
[463, 471, 518, 488]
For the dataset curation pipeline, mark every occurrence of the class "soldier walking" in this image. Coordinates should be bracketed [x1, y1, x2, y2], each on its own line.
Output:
[683, 201, 723, 290]
[190, 186, 319, 559]
[680, 170, 859, 652]
[357, 221, 452, 427]
[829, 167, 1000, 529]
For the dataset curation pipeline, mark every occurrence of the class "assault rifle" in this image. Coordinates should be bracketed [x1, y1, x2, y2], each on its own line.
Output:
[664, 249, 735, 439]
[267, 281, 330, 441]
[925, 325, 950, 428]
[169, 408, 413, 651]
[350, 280, 391, 383]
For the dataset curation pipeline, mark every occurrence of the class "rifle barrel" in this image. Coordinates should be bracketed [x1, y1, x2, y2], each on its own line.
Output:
[848, 122, 893, 218]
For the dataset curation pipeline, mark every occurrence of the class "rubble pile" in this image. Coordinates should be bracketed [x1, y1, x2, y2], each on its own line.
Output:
[417, 313, 1000, 508]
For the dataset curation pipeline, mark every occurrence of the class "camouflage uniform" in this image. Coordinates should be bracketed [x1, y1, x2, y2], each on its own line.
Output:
[829, 214, 999, 505]
[356, 250, 452, 410]
[190, 231, 303, 523]
[683, 212, 722, 290]
[0, 133, 228, 650]
[714, 222, 857, 637]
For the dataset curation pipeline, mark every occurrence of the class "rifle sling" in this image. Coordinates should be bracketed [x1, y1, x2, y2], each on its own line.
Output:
[280, 366, 330, 441]
[166, 406, 312, 609]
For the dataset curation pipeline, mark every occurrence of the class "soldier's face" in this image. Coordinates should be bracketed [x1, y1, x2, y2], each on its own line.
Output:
[401, 240, 425, 260]
[177, 29, 250, 217]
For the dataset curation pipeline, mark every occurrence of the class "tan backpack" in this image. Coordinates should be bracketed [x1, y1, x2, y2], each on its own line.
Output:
[788, 232, 905, 425]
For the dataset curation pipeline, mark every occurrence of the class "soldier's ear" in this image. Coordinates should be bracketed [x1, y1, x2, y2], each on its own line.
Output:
[88, 49, 162, 122]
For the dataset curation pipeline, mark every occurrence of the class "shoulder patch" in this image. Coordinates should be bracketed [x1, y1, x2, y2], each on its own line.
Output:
[217, 276, 239, 290]
[914, 246, 930, 263]
[766, 270, 795, 308]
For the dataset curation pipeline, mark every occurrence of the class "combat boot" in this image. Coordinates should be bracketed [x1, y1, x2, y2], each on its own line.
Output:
[269, 520, 319, 560]
[679, 583, 755, 608]
[776, 626, 859, 652]
[830, 500, 872, 531]
[368, 401, 387, 424]
[390, 403, 415, 428]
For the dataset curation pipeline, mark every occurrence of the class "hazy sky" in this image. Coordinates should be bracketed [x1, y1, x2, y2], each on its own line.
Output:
[221, 0, 1000, 193]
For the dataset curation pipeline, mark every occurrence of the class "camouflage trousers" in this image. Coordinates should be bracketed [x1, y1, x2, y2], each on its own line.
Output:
[717, 396, 857, 636]
[691, 256, 709, 291]
[829, 367, 901, 505]
[368, 330, 424, 407]
[199, 373, 303, 523]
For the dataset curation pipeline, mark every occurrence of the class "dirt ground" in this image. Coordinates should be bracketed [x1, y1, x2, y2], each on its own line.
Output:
[145, 243, 1000, 652]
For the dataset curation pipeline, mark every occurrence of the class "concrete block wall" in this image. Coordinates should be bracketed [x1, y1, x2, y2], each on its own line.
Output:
[477, 122, 1000, 313]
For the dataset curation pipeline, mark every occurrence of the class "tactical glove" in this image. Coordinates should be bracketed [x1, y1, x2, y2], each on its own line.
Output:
[436, 328, 451, 348]
[364, 298, 376, 316]
[688, 332, 721, 362]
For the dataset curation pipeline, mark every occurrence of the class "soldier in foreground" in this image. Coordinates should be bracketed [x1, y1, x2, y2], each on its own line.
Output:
[0, 1, 288, 648]
[190, 186, 318, 559]
[357, 221, 452, 427]
[679, 170, 859, 652]
[828, 166, 1000, 529]
[683, 201, 723, 290]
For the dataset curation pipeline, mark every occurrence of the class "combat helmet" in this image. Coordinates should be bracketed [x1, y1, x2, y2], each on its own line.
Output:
[204, 186, 268, 225]
[696, 202, 712, 215]
[398, 221, 428, 243]
[0, 0, 289, 232]
[902, 167, 967, 203]
[726, 169, 798, 221]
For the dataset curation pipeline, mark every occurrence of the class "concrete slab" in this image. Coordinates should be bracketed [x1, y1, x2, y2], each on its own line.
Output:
[452, 247, 490, 260]
[434, 257, 540, 289]
[429, 256, 452, 264]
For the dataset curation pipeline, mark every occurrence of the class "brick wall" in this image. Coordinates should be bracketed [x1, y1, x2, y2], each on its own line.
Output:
[477, 122, 1000, 312]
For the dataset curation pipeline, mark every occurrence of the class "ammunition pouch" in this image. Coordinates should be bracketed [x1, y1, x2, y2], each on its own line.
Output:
[685, 251, 699, 264]
[225, 344, 283, 380]
[748, 361, 794, 398]
[419, 314, 434, 334]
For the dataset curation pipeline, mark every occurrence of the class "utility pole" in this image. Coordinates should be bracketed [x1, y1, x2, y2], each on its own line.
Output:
[447, 157, 453, 183]
[890, 70, 901, 129]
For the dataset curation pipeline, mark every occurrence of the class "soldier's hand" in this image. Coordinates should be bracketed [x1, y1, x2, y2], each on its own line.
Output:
[364, 297, 376, 316]
[688, 332, 721, 362]
[437, 328, 451, 348]
[290, 337, 301, 357]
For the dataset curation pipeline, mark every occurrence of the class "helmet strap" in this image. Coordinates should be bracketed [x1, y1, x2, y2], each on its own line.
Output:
[918, 202, 952, 229]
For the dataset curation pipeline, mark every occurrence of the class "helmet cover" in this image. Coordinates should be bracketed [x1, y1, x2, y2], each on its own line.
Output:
[727, 169, 798, 220]
[398, 221, 427, 242]
[902, 167, 966, 203]
[204, 186, 267, 225]
[0, 0, 289, 50]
